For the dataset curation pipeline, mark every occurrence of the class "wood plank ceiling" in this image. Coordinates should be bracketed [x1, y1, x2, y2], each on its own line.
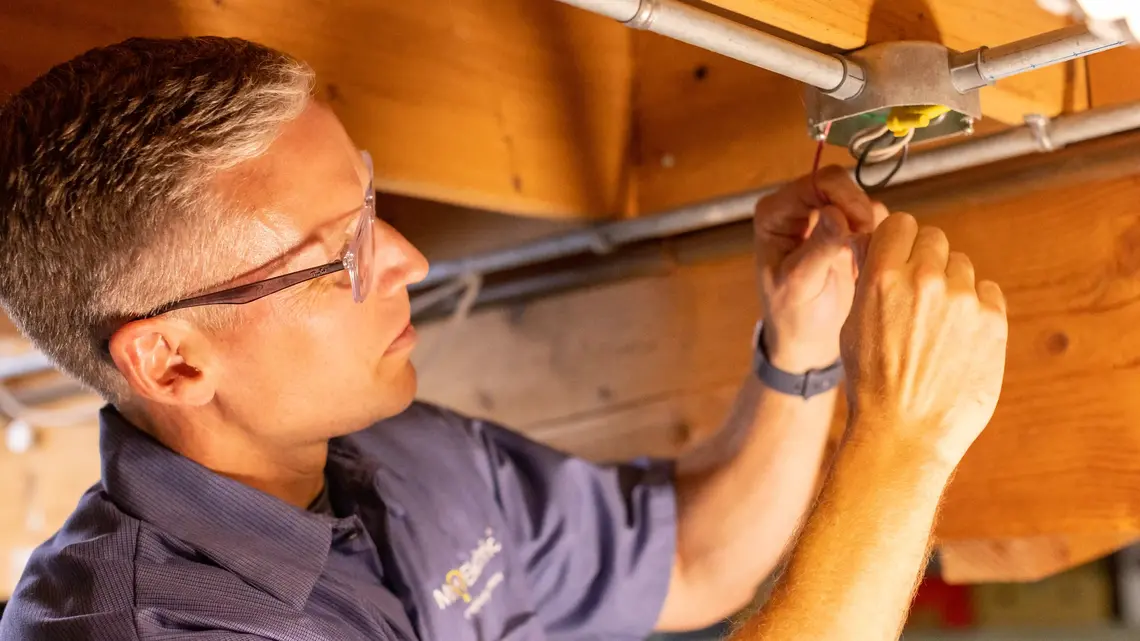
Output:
[0, 0, 1108, 218]
[0, 0, 634, 218]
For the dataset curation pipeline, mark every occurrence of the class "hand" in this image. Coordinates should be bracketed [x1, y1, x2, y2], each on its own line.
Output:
[841, 213, 1009, 469]
[754, 166, 887, 372]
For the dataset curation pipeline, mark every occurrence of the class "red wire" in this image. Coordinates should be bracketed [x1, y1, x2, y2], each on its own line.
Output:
[812, 121, 832, 205]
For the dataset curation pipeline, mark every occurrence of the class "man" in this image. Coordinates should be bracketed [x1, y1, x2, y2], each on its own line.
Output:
[0, 37, 1006, 641]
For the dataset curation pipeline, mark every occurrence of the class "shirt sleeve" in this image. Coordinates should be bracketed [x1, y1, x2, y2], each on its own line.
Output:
[471, 419, 677, 640]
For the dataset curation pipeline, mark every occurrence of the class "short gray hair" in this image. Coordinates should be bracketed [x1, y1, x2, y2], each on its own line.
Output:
[0, 37, 314, 402]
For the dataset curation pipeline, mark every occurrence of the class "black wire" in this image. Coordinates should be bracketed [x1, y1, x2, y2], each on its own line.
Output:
[855, 130, 910, 192]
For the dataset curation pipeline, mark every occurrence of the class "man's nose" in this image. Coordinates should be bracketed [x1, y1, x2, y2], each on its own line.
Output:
[372, 222, 429, 297]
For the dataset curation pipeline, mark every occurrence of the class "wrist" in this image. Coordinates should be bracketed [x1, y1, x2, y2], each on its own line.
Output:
[753, 322, 843, 399]
[842, 414, 959, 485]
[762, 326, 840, 373]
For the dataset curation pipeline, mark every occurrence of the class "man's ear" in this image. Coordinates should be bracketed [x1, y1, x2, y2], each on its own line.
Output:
[108, 317, 217, 406]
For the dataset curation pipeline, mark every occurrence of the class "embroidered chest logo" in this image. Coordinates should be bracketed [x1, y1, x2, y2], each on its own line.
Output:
[432, 528, 505, 620]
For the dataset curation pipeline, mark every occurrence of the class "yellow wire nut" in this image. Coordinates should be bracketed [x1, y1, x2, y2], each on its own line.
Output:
[885, 105, 952, 137]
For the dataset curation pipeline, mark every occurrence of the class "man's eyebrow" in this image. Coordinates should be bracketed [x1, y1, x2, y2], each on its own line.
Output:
[214, 155, 368, 288]
[203, 202, 357, 295]
[274, 207, 359, 263]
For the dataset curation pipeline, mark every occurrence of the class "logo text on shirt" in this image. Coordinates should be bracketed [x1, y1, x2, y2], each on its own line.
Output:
[433, 528, 504, 620]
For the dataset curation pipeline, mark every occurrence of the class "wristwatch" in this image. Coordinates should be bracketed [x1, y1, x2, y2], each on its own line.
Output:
[752, 321, 843, 399]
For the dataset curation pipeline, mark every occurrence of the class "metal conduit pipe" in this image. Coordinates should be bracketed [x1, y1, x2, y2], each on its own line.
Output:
[952, 24, 1126, 92]
[553, 0, 866, 99]
[416, 100, 1140, 289]
[559, 2, 1122, 101]
[879, 100, 1140, 184]
[982, 24, 1125, 81]
[416, 190, 768, 288]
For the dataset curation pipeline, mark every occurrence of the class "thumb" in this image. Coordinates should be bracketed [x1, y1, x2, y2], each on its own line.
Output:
[779, 206, 851, 289]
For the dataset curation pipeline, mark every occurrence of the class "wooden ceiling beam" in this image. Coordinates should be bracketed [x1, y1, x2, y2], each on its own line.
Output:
[0, 0, 634, 219]
[1089, 46, 1140, 107]
[939, 533, 1140, 584]
[4, 0, 1122, 221]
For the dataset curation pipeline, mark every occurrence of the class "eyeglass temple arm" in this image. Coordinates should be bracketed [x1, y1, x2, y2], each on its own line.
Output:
[159, 262, 346, 314]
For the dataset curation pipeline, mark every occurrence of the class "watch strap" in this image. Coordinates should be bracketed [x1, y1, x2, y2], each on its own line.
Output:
[752, 321, 843, 399]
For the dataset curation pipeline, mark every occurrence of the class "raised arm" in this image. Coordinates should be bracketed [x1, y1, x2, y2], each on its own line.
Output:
[657, 167, 888, 630]
[733, 213, 1009, 641]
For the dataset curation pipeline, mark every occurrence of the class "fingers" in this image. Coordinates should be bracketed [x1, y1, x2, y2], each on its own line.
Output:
[754, 190, 810, 238]
[755, 167, 874, 241]
[778, 206, 851, 287]
[870, 201, 889, 229]
[977, 280, 1007, 316]
[861, 214, 1004, 316]
[910, 226, 950, 272]
[862, 212, 918, 275]
[753, 191, 813, 272]
[946, 251, 975, 292]
[813, 166, 876, 232]
[813, 205, 848, 238]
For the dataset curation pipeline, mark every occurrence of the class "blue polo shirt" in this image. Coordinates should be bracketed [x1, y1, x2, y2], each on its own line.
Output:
[0, 402, 676, 640]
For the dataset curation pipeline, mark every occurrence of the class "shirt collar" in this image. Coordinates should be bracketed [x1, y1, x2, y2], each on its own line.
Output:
[99, 406, 333, 609]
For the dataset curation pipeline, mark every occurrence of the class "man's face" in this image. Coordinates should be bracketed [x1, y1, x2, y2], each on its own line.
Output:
[202, 102, 429, 443]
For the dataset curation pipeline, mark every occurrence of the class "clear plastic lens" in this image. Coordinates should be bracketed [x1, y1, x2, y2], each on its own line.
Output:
[348, 205, 374, 302]
[346, 151, 376, 303]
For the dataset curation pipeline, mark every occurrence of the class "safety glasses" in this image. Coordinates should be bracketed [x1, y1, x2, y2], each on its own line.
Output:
[102, 150, 378, 346]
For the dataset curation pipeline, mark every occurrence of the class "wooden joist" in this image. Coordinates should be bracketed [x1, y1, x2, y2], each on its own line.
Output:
[940, 534, 1140, 584]
[0, 0, 634, 218]
[631, 32, 851, 214]
[2, 0, 1122, 221]
[1090, 46, 1140, 107]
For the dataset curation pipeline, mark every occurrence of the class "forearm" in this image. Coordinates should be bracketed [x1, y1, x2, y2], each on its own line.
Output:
[732, 420, 955, 641]
[668, 376, 837, 616]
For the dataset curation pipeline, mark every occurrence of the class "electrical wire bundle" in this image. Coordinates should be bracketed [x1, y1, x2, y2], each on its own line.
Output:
[846, 105, 951, 192]
[850, 124, 913, 191]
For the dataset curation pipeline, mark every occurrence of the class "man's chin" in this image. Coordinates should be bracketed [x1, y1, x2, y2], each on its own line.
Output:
[375, 359, 419, 418]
